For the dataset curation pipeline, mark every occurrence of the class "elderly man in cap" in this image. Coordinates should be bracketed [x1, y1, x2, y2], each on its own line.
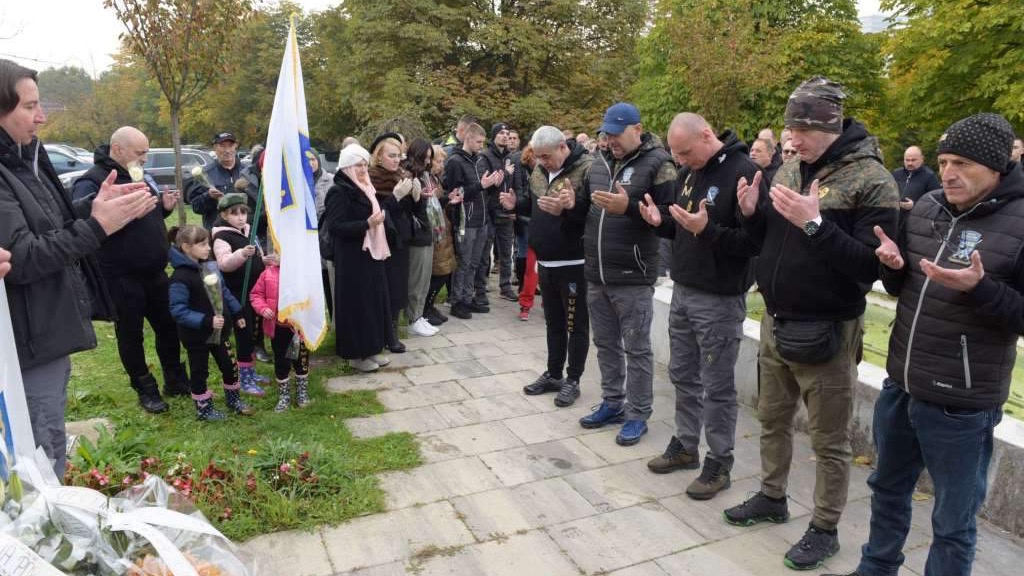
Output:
[186, 131, 243, 229]
[727, 76, 899, 570]
[562, 102, 677, 446]
[826, 113, 1024, 576]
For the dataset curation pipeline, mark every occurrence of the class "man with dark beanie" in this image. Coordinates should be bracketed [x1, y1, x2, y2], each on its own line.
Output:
[825, 113, 1024, 576]
[477, 122, 517, 302]
[726, 76, 899, 570]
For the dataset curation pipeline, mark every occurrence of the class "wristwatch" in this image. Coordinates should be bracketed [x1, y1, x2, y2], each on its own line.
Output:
[803, 215, 823, 236]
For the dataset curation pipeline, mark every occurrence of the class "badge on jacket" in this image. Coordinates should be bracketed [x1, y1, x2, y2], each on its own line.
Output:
[705, 186, 719, 207]
[949, 230, 982, 266]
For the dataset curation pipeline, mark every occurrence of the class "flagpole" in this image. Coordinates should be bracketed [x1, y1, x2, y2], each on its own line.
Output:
[241, 179, 265, 304]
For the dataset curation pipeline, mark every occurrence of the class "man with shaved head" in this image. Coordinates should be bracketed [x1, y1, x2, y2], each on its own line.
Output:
[891, 145, 940, 212]
[73, 126, 188, 414]
[639, 112, 764, 499]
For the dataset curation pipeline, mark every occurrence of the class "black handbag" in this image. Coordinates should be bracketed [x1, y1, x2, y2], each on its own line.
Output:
[772, 318, 841, 365]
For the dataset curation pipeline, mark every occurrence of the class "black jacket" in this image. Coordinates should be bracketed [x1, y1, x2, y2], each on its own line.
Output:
[442, 147, 487, 228]
[574, 133, 677, 285]
[742, 119, 900, 321]
[0, 132, 113, 368]
[184, 159, 242, 229]
[655, 131, 762, 295]
[477, 143, 514, 221]
[761, 153, 783, 185]
[211, 221, 264, 301]
[167, 246, 243, 346]
[520, 142, 592, 262]
[235, 162, 269, 242]
[882, 168, 1024, 409]
[891, 165, 941, 204]
[72, 145, 171, 277]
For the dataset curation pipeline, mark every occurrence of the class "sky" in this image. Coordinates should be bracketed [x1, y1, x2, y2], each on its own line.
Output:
[0, 0, 886, 77]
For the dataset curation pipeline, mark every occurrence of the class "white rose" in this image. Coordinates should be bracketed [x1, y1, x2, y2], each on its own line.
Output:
[128, 163, 144, 183]
[203, 274, 219, 286]
[191, 166, 204, 178]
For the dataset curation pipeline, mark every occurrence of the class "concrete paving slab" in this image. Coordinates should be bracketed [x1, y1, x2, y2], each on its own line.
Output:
[321, 502, 475, 573]
[502, 405, 598, 445]
[334, 562, 408, 576]
[400, 335, 454, 350]
[477, 353, 541, 375]
[425, 342, 507, 363]
[403, 360, 491, 385]
[417, 421, 524, 463]
[457, 371, 540, 398]
[492, 338, 536, 355]
[446, 328, 519, 345]
[405, 530, 581, 576]
[654, 528, 804, 576]
[326, 371, 413, 393]
[480, 437, 607, 486]
[378, 455, 503, 509]
[576, 419, 675, 465]
[606, 563, 671, 576]
[451, 477, 598, 540]
[563, 459, 689, 512]
[346, 406, 451, 438]
[435, 393, 542, 427]
[378, 381, 470, 411]
[242, 529, 333, 576]
[379, 349, 435, 370]
[658, 476, 812, 542]
[549, 502, 706, 574]
[904, 521, 1024, 576]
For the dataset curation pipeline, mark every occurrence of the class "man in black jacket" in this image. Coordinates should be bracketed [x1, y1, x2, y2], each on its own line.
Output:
[72, 126, 188, 414]
[502, 126, 592, 407]
[827, 113, 1024, 576]
[640, 113, 763, 501]
[477, 123, 518, 302]
[891, 145, 941, 211]
[727, 77, 899, 570]
[185, 131, 242, 229]
[0, 59, 155, 476]
[564, 102, 677, 446]
[442, 123, 503, 319]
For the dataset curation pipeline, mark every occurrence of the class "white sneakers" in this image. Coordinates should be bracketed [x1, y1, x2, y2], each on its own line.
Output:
[350, 357, 380, 372]
[410, 317, 440, 337]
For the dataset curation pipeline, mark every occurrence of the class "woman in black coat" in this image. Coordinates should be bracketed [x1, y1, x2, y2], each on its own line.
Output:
[323, 144, 394, 372]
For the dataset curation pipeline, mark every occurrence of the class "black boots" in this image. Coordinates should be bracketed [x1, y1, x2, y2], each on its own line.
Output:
[131, 373, 169, 414]
[387, 318, 406, 353]
[161, 363, 191, 397]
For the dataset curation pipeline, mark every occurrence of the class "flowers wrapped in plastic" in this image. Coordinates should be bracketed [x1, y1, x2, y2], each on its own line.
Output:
[0, 451, 258, 576]
[202, 264, 224, 344]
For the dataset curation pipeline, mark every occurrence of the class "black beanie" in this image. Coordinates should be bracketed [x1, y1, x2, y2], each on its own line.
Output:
[936, 113, 1015, 173]
[491, 122, 509, 141]
[369, 132, 402, 155]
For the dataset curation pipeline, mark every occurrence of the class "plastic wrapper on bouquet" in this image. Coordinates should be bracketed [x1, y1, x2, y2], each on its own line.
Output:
[0, 450, 259, 576]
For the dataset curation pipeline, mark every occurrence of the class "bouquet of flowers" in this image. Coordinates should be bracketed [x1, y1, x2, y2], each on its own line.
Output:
[0, 451, 258, 576]
[202, 264, 224, 344]
[190, 166, 212, 188]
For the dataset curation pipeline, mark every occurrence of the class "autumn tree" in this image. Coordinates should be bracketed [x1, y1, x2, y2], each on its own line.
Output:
[104, 0, 254, 224]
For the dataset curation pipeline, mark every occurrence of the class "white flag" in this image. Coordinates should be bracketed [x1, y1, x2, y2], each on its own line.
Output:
[262, 18, 327, 349]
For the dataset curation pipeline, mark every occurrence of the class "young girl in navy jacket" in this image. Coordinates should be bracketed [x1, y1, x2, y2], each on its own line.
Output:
[167, 225, 256, 420]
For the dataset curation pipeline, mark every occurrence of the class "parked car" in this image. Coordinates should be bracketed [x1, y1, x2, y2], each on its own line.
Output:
[45, 143, 92, 162]
[144, 148, 214, 191]
[58, 168, 88, 192]
[44, 147, 93, 175]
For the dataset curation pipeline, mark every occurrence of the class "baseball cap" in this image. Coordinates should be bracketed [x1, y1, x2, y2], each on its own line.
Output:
[212, 132, 237, 145]
[598, 102, 641, 135]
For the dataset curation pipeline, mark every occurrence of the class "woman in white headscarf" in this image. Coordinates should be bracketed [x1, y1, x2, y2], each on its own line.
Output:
[323, 144, 394, 372]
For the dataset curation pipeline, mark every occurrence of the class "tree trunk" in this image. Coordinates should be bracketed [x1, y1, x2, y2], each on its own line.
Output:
[171, 108, 187, 226]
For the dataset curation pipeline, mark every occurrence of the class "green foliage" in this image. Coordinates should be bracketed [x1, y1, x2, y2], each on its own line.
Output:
[878, 0, 1024, 166]
[36, 67, 93, 108]
[64, 321, 421, 541]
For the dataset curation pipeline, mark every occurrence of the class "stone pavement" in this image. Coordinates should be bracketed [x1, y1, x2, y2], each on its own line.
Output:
[242, 294, 1024, 575]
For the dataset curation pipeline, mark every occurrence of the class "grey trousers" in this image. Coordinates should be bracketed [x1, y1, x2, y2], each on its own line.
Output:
[22, 355, 71, 478]
[668, 284, 745, 469]
[587, 282, 655, 421]
[452, 226, 488, 306]
[406, 245, 433, 321]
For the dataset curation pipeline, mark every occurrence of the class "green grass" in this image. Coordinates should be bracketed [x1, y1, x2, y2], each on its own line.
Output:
[65, 322, 421, 541]
[745, 292, 1024, 420]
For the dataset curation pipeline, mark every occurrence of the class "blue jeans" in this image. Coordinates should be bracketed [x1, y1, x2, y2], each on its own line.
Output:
[857, 380, 1001, 576]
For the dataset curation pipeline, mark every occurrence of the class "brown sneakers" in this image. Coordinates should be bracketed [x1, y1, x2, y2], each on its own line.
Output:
[646, 436, 700, 473]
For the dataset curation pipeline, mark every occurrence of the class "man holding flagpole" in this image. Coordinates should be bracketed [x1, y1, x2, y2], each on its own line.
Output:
[260, 17, 328, 352]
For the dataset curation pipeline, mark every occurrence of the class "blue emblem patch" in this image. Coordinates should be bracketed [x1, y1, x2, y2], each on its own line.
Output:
[705, 186, 719, 206]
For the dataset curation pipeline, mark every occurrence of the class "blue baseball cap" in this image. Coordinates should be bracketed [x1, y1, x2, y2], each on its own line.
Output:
[598, 102, 641, 135]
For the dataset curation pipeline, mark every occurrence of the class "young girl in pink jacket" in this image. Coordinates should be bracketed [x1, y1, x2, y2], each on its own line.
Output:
[250, 254, 311, 411]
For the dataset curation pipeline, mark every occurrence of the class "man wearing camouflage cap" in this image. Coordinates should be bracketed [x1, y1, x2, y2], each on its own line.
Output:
[727, 76, 899, 570]
[825, 113, 1024, 576]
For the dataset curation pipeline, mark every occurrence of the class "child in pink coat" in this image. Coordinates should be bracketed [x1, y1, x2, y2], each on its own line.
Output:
[250, 255, 311, 411]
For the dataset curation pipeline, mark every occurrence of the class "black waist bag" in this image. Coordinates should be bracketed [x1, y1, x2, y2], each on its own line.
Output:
[772, 319, 841, 365]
